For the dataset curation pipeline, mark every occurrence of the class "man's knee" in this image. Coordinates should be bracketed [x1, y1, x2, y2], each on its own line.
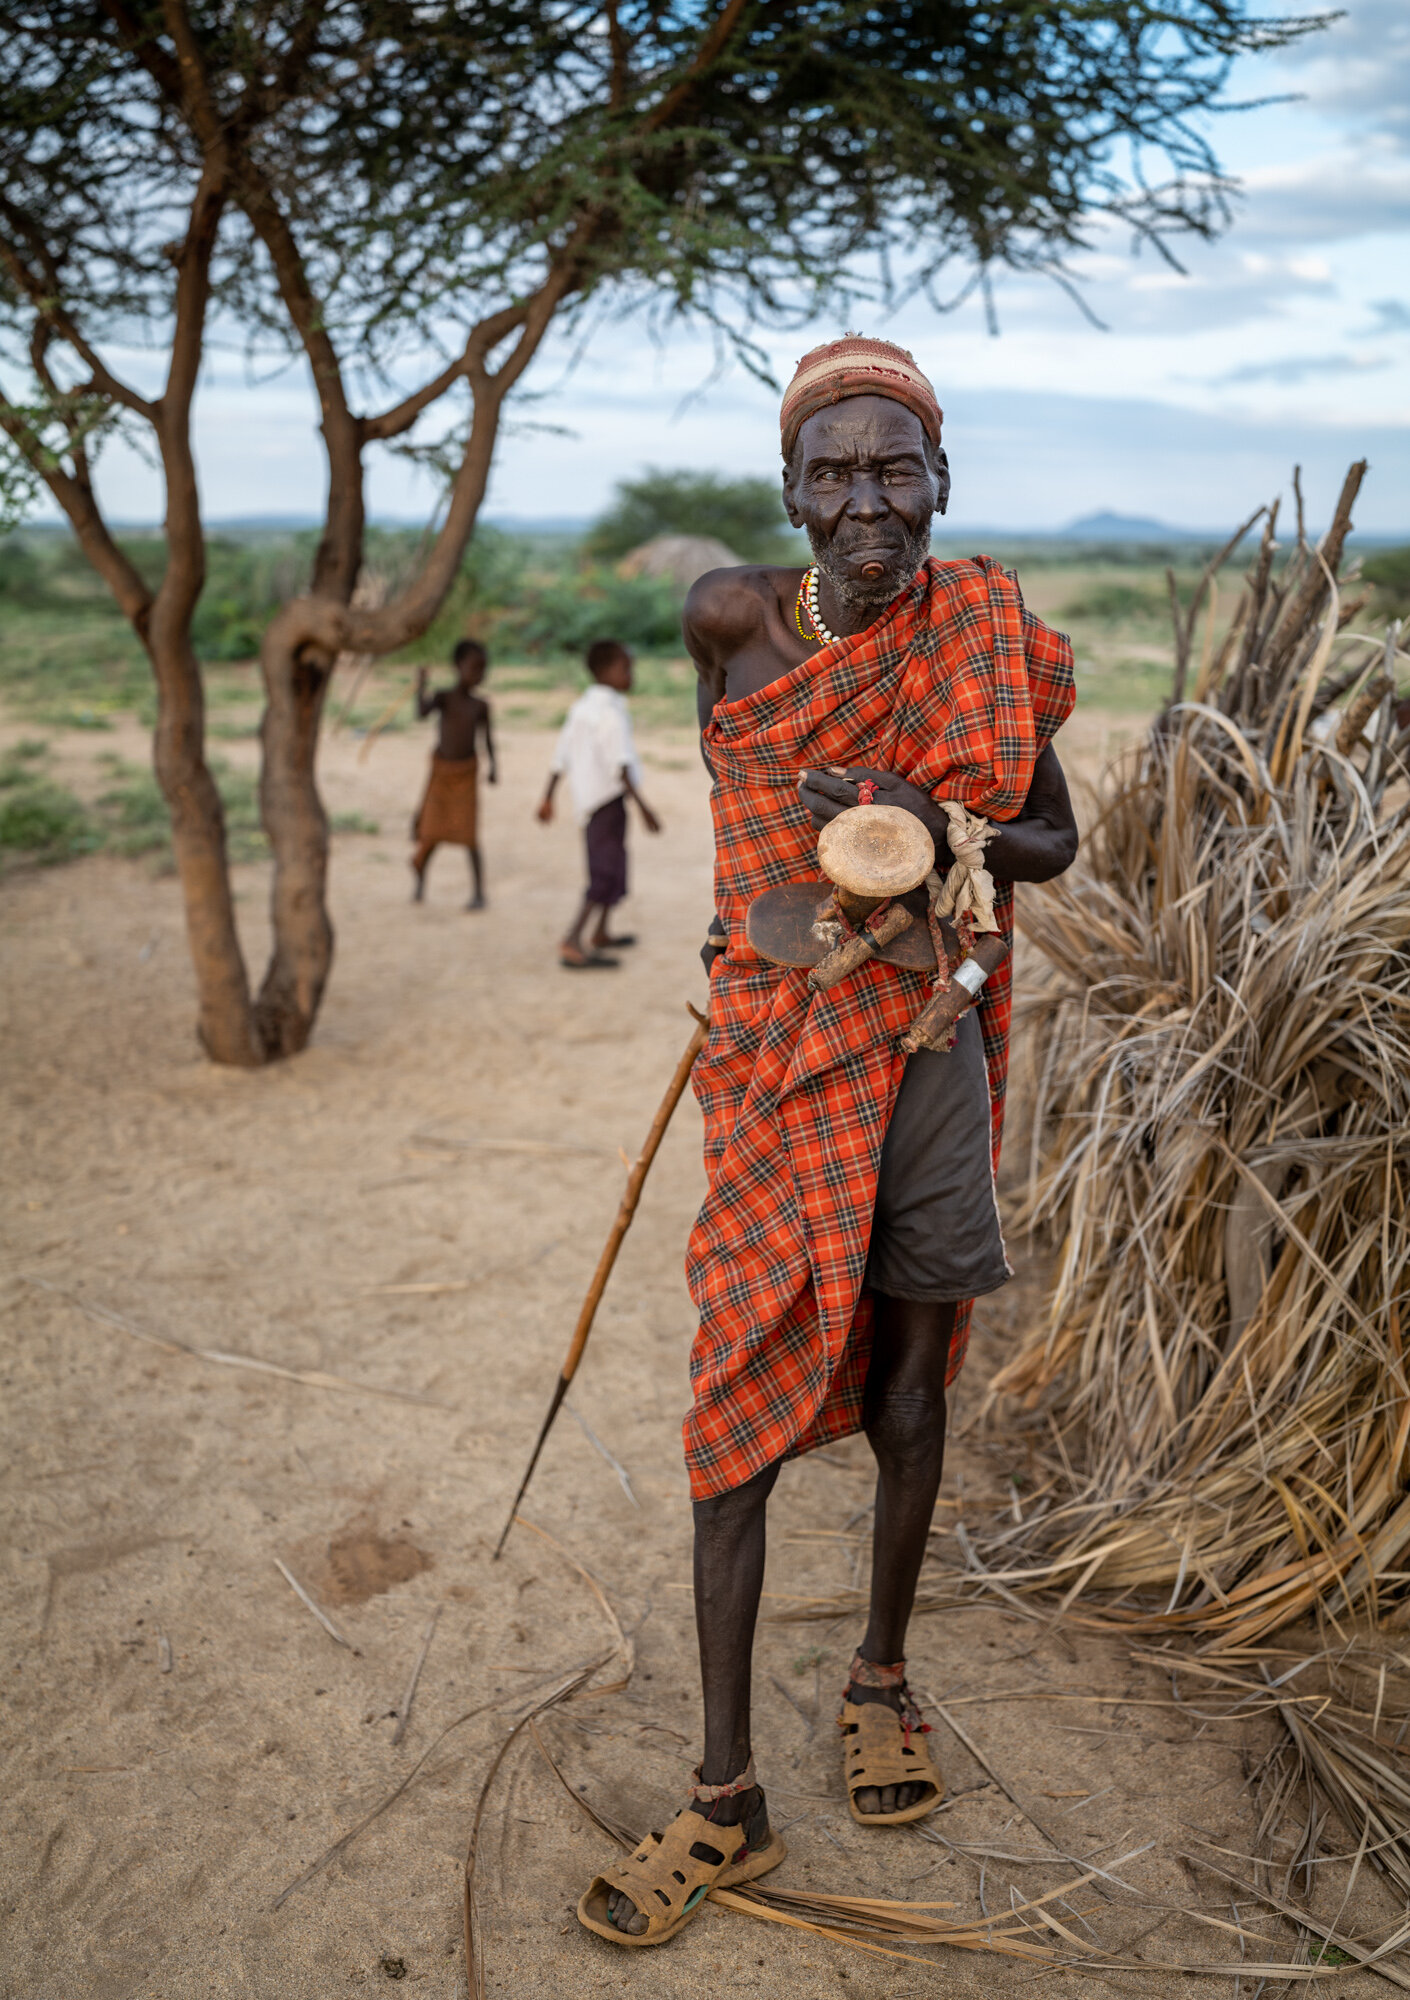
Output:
[692, 1463, 778, 1537]
[864, 1385, 946, 1469]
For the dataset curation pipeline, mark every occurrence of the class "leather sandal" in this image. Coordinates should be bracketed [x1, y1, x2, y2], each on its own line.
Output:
[839, 1652, 943, 1826]
[577, 1760, 785, 1948]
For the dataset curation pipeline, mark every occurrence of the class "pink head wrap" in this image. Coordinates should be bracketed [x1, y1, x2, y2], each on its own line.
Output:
[780, 335, 943, 459]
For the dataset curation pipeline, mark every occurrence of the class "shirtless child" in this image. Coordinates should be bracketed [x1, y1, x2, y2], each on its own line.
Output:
[537, 639, 661, 968]
[411, 639, 497, 909]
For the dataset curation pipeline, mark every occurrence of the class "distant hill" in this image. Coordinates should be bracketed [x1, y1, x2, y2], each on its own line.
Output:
[1061, 510, 1192, 540]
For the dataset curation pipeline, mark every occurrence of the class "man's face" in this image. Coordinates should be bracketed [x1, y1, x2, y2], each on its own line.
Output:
[782, 395, 949, 609]
[457, 654, 485, 690]
[601, 649, 634, 693]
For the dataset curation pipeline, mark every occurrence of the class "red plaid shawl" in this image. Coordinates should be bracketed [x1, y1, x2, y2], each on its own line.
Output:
[683, 557, 1074, 1499]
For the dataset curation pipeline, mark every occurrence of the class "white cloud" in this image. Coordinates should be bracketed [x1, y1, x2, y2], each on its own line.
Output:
[1273, 0, 1410, 153]
[1230, 149, 1410, 246]
[1209, 350, 1393, 385]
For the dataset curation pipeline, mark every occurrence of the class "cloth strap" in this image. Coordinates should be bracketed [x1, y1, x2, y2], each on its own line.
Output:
[688, 1756, 756, 1803]
[848, 1652, 906, 1689]
[930, 800, 997, 935]
[846, 1653, 928, 1737]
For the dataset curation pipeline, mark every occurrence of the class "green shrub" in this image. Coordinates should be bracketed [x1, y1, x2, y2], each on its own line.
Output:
[510, 566, 684, 655]
[96, 758, 175, 857]
[1060, 582, 1169, 624]
[0, 747, 100, 864]
[0, 538, 46, 606]
[586, 469, 797, 564]
[1363, 545, 1410, 611]
[95, 756, 268, 864]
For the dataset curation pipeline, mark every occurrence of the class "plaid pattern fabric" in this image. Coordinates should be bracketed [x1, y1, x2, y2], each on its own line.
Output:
[683, 557, 1074, 1499]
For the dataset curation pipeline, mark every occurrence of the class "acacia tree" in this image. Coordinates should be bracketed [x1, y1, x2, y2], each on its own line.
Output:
[0, 0, 1321, 1065]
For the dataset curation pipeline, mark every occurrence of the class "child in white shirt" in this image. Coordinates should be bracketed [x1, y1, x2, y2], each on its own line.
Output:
[537, 640, 661, 967]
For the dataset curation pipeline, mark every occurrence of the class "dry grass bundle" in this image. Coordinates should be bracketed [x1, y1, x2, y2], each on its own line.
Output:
[969, 461, 1410, 1649]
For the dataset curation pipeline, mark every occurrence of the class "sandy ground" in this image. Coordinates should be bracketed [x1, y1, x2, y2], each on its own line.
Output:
[2, 703, 1395, 1998]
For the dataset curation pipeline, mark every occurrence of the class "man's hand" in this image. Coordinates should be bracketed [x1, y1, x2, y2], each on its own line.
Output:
[489, 766, 499, 785]
[416, 666, 428, 687]
[640, 805, 663, 834]
[535, 796, 553, 823]
[797, 766, 946, 847]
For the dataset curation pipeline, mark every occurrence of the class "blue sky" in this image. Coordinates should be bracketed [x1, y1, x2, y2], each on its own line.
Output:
[71, 1, 1410, 536]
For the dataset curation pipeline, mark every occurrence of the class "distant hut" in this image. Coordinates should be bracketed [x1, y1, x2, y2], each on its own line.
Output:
[617, 533, 743, 595]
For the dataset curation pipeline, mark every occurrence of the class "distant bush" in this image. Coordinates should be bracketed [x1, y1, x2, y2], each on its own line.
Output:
[391, 525, 686, 663]
[1060, 581, 1169, 624]
[0, 538, 46, 606]
[508, 565, 684, 654]
[0, 744, 100, 864]
[94, 755, 375, 865]
[1362, 546, 1410, 612]
[586, 468, 797, 564]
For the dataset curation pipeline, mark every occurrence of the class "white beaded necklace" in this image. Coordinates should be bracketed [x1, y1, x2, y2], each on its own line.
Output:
[801, 565, 840, 648]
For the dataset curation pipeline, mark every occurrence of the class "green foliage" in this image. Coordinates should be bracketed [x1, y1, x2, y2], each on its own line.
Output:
[0, 538, 46, 605]
[95, 758, 182, 858]
[0, 744, 100, 864]
[505, 565, 683, 655]
[586, 470, 795, 564]
[0, 596, 151, 727]
[1060, 582, 1169, 624]
[1362, 545, 1410, 612]
[390, 525, 684, 663]
[94, 756, 376, 866]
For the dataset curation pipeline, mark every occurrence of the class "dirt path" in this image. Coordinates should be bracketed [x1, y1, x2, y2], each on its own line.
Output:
[2, 710, 1392, 1998]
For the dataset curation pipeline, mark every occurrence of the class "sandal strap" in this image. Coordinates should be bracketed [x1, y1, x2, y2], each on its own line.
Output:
[843, 1653, 927, 1734]
[593, 1803, 751, 1939]
[847, 1651, 906, 1690]
[687, 1757, 756, 1805]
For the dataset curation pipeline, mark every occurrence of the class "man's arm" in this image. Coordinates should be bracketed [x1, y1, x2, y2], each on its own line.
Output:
[798, 742, 1078, 884]
[415, 668, 439, 719]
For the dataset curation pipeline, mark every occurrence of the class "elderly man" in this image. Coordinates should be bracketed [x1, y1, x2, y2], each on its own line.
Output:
[578, 337, 1078, 1948]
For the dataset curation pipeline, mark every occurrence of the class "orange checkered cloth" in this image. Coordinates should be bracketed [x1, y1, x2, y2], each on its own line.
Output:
[683, 557, 1074, 1500]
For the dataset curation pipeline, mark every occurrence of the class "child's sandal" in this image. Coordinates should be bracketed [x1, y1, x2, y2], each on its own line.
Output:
[839, 1653, 944, 1827]
[577, 1762, 785, 1949]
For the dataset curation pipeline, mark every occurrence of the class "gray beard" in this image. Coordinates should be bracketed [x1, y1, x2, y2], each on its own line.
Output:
[808, 521, 931, 610]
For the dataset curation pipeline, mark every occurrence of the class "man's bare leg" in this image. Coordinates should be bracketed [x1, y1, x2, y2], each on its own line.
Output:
[411, 840, 433, 901]
[849, 1293, 955, 1817]
[467, 845, 485, 910]
[606, 1302, 950, 1929]
[605, 1460, 781, 1935]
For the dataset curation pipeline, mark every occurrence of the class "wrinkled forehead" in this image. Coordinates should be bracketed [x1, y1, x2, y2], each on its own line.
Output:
[793, 394, 932, 465]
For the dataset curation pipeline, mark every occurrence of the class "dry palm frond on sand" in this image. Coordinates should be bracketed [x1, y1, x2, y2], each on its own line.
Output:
[769, 465, 1410, 1932]
[968, 460, 1410, 1647]
[841, 460, 1410, 1920]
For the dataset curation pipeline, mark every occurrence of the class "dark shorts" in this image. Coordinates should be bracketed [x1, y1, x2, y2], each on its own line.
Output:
[585, 795, 628, 908]
[865, 1006, 1011, 1303]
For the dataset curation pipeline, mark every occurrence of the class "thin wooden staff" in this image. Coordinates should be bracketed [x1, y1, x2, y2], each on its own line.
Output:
[356, 676, 417, 763]
[493, 1004, 708, 1559]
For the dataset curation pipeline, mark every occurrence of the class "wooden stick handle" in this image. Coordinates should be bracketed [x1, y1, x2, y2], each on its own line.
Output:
[560, 1012, 707, 1384]
[809, 903, 914, 993]
[899, 933, 1011, 1055]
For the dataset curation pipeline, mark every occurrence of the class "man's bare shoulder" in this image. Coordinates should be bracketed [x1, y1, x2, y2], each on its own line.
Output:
[684, 564, 803, 652]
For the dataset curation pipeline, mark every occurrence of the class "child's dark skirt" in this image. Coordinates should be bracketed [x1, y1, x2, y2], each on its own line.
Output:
[585, 795, 628, 908]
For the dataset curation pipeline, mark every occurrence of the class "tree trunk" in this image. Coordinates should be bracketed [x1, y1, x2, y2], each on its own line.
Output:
[147, 634, 262, 1065]
[246, 288, 564, 1057]
[254, 606, 336, 1058]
